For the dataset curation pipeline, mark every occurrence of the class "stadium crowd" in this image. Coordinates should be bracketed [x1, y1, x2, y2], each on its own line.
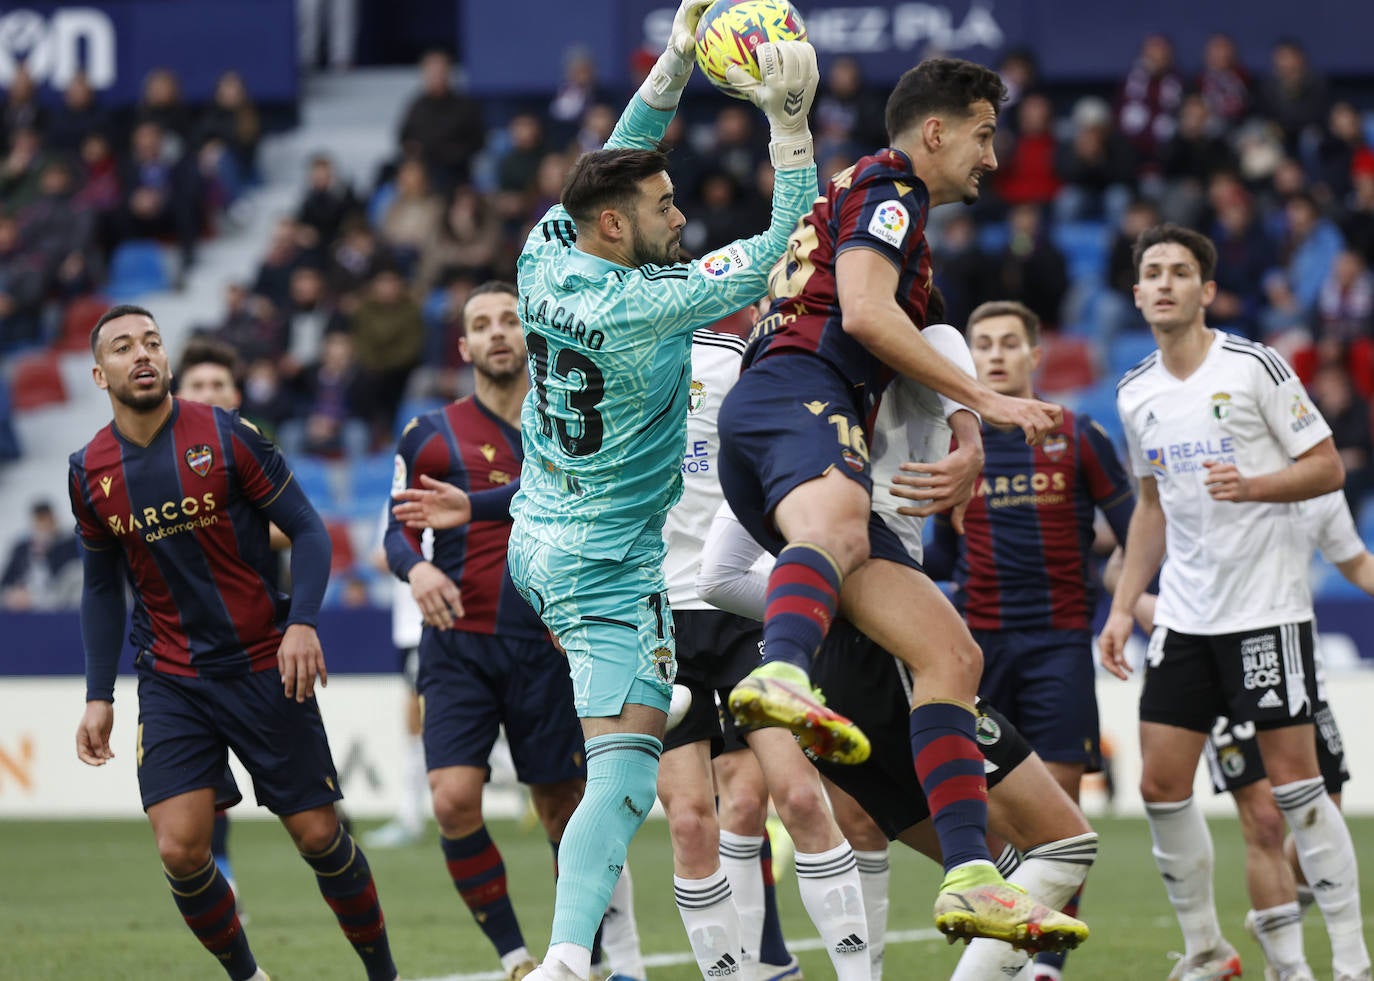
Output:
[3, 31, 1374, 603]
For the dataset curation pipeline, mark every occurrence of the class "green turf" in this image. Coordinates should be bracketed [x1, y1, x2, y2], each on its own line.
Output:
[2, 816, 1371, 979]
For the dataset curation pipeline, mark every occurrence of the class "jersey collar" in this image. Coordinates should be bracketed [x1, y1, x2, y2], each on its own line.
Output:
[564, 245, 628, 282]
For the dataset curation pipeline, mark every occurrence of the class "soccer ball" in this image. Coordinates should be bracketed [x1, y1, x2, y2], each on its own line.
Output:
[695, 0, 808, 100]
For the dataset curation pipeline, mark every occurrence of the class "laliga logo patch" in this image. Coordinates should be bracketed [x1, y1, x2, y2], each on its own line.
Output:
[688, 379, 707, 415]
[868, 200, 909, 248]
[391, 455, 408, 495]
[1290, 394, 1318, 433]
[184, 444, 214, 477]
[1041, 432, 1068, 461]
[698, 243, 750, 279]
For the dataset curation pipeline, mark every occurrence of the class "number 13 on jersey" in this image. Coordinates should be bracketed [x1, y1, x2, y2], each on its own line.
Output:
[528, 333, 606, 457]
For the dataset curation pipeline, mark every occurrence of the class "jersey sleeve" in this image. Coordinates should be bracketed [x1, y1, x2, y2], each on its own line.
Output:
[67, 461, 117, 551]
[920, 323, 979, 420]
[626, 164, 820, 339]
[1309, 491, 1364, 565]
[1255, 347, 1333, 458]
[1119, 393, 1153, 480]
[229, 414, 296, 508]
[1077, 415, 1135, 543]
[384, 415, 445, 581]
[833, 169, 930, 271]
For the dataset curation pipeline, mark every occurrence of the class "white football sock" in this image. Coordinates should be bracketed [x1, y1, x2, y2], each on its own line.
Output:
[1146, 798, 1225, 959]
[854, 848, 890, 980]
[1273, 778, 1371, 975]
[399, 734, 427, 834]
[601, 863, 647, 979]
[675, 868, 746, 979]
[1248, 903, 1309, 974]
[795, 843, 869, 981]
[719, 830, 765, 970]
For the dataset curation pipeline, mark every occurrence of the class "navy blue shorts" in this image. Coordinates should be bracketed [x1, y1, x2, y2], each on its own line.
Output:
[973, 628, 1101, 771]
[718, 354, 918, 570]
[417, 628, 586, 786]
[809, 621, 1032, 840]
[135, 656, 342, 816]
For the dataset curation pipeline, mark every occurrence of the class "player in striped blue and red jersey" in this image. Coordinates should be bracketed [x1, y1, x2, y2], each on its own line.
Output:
[384, 282, 598, 981]
[716, 58, 1082, 950]
[926, 300, 1132, 981]
[69, 305, 397, 981]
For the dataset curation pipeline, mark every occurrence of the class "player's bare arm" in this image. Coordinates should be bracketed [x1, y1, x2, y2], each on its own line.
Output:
[392, 473, 471, 530]
[76, 700, 115, 766]
[835, 248, 1060, 444]
[407, 560, 466, 630]
[1203, 436, 1344, 503]
[1336, 550, 1374, 595]
[891, 408, 983, 532]
[1099, 476, 1166, 679]
[1103, 546, 1159, 634]
[278, 623, 328, 702]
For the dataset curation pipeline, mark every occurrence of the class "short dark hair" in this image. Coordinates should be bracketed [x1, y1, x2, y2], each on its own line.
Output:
[926, 285, 947, 326]
[561, 148, 672, 227]
[90, 303, 157, 358]
[1132, 223, 1217, 282]
[885, 58, 1007, 143]
[966, 300, 1041, 346]
[461, 280, 518, 331]
[177, 336, 240, 380]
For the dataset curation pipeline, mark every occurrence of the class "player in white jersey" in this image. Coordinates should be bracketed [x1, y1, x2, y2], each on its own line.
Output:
[1100, 224, 1368, 981]
[699, 314, 1098, 979]
[1107, 487, 1365, 981]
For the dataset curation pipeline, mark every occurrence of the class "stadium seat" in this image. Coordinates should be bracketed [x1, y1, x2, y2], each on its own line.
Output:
[1051, 221, 1111, 284]
[1106, 330, 1158, 379]
[368, 182, 397, 229]
[107, 241, 170, 299]
[343, 452, 397, 520]
[1036, 334, 1097, 395]
[323, 518, 355, 574]
[1070, 379, 1127, 451]
[56, 295, 112, 352]
[290, 455, 341, 515]
[9, 350, 67, 409]
[976, 222, 1010, 253]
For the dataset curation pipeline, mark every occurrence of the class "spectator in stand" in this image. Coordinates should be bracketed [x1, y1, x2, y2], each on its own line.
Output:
[415, 183, 503, 297]
[75, 132, 121, 217]
[681, 171, 763, 258]
[48, 73, 110, 154]
[2, 66, 45, 149]
[350, 266, 424, 445]
[297, 154, 359, 253]
[281, 262, 350, 388]
[1258, 39, 1329, 155]
[211, 282, 284, 364]
[398, 49, 485, 190]
[279, 332, 370, 459]
[494, 114, 548, 220]
[135, 68, 193, 153]
[379, 157, 444, 273]
[988, 203, 1068, 329]
[812, 56, 886, 162]
[193, 71, 263, 191]
[0, 213, 46, 351]
[1281, 191, 1347, 317]
[253, 217, 310, 309]
[0, 127, 50, 213]
[298, 0, 357, 71]
[1056, 96, 1136, 223]
[1, 501, 80, 612]
[519, 152, 571, 233]
[1315, 102, 1373, 207]
[1101, 198, 1162, 333]
[116, 119, 203, 281]
[570, 104, 617, 157]
[1310, 361, 1374, 521]
[329, 218, 391, 301]
[1116, 33, 1184, 164]
[995, 47, 1039, 122]
[933, 210, 991, 330]
[1197, 33, 1251, 127]
[1316, 250, 1374, 350]
[1207, 178, 1278, 339]
[547, 46, 604, 146]
[1158, 94, 1235, 227]
[1343, 162, 1374, 267]
[993, 92, 1060, 210]
[709, 105, 766, 189]
[241, 357, 297, 436]
[18, 159, 100, 299]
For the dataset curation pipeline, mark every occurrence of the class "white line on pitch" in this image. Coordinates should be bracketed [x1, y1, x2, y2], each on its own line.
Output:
[413, 927, 945, 981]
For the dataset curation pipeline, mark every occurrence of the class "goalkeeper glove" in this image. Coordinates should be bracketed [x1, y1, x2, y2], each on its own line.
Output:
[725, 40, 819, 170]
[639, 0, 714, 110]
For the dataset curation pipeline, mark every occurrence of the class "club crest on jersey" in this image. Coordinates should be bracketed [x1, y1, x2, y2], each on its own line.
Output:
[698, 243, 750, 279]
[650, 646, 677, 685]
[1219, 745, 1245, 779]
[1210, 392, 1232, 420]
[184, 444, 213, 477]
[1041, 433, 1069, 461]
[688, 379, 707, 415]
[1290, 394, 1319, 433]
[841, 448, 865, 472]
[868, 200, 909, 248]
[975, 713, 1001, 746]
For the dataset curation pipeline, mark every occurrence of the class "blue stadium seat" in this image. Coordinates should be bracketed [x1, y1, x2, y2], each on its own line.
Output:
[1052, 221, 1111, 284]
[107, 241, 170, 299]
[289, 455, 340, 515]
[342, 452, 397, 520]
[976, 222, 1009, 253]
[1106, 331, 1159, 379]
[368, 182, 397, 228]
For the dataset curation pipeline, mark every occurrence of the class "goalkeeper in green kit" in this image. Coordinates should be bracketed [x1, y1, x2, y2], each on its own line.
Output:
[505, 3, 821, 978]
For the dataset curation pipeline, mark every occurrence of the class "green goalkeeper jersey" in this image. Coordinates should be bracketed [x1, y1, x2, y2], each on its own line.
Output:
[511, 95, 818, 561]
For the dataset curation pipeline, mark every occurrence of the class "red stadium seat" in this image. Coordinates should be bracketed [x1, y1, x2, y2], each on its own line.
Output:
[324, 519, 355, 574]
[56, 295, 112, 353]
[9, 351, 67, 409]
[1037, 334, 1097, 395]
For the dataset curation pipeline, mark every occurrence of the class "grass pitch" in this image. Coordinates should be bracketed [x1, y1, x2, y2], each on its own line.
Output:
[3, 816, 1371, 980]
